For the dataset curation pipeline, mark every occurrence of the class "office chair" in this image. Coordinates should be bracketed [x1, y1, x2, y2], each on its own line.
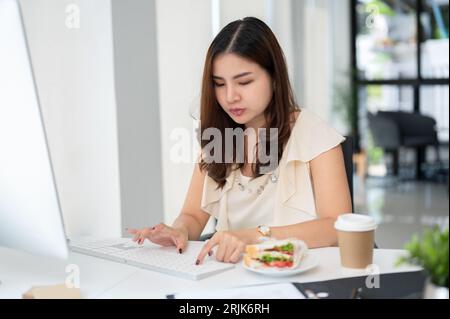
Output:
[199, 138, 355, 241]
[368, 111, 442, 179]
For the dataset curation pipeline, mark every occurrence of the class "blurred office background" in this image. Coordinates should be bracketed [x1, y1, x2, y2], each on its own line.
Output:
[18, 0, 449, 248]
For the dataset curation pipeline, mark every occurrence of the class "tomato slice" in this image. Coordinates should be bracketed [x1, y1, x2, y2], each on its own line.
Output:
[267, 261, 293, 268]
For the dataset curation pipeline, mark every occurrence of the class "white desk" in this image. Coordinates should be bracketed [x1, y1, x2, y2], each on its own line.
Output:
[0, 246, 421, 299]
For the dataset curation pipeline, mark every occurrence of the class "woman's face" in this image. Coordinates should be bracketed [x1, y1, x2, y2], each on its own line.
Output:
[212, 53, 273, 128]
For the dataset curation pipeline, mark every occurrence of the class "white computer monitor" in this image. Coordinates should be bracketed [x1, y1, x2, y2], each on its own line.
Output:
[0, 0, 68, 260]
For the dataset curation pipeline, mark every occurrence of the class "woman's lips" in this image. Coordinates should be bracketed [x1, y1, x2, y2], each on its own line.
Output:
[230, 108, 246, 117]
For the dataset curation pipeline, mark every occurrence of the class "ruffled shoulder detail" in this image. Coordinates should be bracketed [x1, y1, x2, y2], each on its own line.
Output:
[286, 108, 346, 163]
[277, 108, 345, 219]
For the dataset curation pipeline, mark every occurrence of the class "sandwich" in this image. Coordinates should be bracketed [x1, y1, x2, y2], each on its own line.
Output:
[244, 239, 307, 269]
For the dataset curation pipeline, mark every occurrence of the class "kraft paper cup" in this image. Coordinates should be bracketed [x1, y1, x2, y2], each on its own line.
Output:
[334, 214, 377, 269]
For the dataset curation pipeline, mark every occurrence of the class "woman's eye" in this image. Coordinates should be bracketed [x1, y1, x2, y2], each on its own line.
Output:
[213, 81, 252, 87]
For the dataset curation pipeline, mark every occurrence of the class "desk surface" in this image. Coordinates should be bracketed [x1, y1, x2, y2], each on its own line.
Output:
[0, 246, 421, 299]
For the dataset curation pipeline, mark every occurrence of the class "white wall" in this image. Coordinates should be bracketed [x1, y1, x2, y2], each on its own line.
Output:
[302, 0, 332, 119]
[291, 0, 351, 130]
[219, 0, 269, 24]
[271, 0, 295, 91]
[155, 0, 213, 225]
[110, 0, 164, 235]
[19, 0, 122, 238]
[330, 0, 352, 133]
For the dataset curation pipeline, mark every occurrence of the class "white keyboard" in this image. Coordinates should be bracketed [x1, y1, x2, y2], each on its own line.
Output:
[69, 238, 234, 280]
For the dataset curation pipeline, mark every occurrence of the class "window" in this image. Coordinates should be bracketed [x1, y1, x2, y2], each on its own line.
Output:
[352, 0, 449, 178]
[421, 0, 449, 78]
[355, 0, 418, 80]
[352, 0, 449, 140]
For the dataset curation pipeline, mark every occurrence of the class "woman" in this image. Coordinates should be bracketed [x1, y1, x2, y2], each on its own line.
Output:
[128, 17, 352, 265]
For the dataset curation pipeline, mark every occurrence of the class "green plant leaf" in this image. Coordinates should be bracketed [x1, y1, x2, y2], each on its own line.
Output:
[397, 226, 449, 287]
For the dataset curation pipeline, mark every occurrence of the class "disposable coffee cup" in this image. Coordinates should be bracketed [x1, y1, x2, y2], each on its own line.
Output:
[334, 214, 377, 269]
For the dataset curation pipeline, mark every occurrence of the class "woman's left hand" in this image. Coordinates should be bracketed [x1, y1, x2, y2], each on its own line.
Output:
[196, 231, 249, 265]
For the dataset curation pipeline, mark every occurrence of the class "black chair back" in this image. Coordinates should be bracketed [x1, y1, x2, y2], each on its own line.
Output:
[341, 136, 354, 211]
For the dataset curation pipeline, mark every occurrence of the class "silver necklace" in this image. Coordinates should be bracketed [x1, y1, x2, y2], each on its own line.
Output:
[236, 169, 278, 195]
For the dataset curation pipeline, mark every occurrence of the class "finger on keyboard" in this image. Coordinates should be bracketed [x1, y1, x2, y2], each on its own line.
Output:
[196, 237, 219, 265]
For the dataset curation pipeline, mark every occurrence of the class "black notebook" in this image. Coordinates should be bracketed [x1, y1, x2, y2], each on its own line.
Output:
[294, 270, 426, 299]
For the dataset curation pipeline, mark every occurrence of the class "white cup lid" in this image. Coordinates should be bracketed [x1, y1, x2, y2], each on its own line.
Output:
[334, 214, 377, 232]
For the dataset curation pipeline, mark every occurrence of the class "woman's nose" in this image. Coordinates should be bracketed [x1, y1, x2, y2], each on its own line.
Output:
[226, 85, 240, 104]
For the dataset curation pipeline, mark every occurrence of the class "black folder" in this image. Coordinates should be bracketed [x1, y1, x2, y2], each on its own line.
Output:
[294, 270, 427, 299]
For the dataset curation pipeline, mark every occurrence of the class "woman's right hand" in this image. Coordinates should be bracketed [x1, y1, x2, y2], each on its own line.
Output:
[127, 223, 188, 253]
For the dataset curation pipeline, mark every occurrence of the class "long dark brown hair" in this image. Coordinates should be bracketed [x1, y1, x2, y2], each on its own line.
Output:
[199, 17, 299, 188]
